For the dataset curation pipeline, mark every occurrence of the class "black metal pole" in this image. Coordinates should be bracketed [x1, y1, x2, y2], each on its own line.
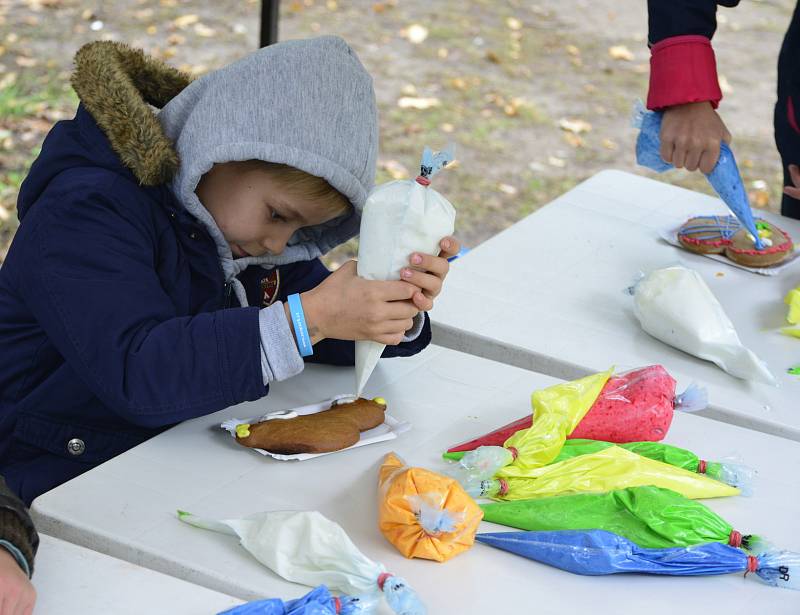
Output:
[260, 0, 280, 47]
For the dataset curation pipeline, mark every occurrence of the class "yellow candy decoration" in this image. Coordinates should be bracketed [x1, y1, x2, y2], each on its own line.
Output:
[235, 423, 251, 439]
[372, 397, 387, 406]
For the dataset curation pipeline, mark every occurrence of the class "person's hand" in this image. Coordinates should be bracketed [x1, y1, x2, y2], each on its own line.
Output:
[399, 236, 461, 312]
[0, 548, 35, 615]
[299, 260, 421, 346]
[783, 164, 800, 200]
[660, 101, 732, 174]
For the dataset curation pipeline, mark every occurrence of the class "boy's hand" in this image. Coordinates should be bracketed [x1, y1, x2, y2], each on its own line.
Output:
[661, 101, 732, 174]
[299, 261, 421, 346]
[783, 164, 800, 200]
[0, 549, 35, 615]
[400, 236, 460, 312]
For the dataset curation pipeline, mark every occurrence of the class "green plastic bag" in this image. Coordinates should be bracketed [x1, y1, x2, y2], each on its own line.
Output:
[480, 486, 761, 550]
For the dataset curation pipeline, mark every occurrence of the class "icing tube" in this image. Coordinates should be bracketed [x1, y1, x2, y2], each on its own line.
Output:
[632, 101, 763, 249]
[178, 510, 426, 615]
[631, 266, 776, 385]
[475, 529, 800, 590]
[355, 146, 456, 395]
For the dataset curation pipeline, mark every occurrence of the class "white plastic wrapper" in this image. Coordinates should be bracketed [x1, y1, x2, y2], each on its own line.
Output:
[355, 147, 456, 395]
[631, 266, 775, 385]
[178, 510, 426, 614]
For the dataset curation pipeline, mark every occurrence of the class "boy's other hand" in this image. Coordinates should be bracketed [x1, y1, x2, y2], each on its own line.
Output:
[784, 164, 800, 200]
[0, 549, 35, 615]
[661, 101, 732, 174]
[301, 261, 420, 346]
[400, 236, 460, 312]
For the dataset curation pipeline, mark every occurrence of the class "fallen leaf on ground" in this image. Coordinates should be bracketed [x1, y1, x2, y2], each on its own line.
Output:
[608, 45, 634, 61]
[558, 118, 592, 133]
[397, 96, 440, 109]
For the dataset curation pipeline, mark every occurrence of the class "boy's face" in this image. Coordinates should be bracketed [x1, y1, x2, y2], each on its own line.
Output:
[196, 161, 344, 258]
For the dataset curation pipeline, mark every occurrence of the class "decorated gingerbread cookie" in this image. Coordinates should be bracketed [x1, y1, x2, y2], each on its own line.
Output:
[677, 216, 740, 254]
[231, 397, 387, 455]
[677, 216, 794, 267]
[725, 220, 794, 268]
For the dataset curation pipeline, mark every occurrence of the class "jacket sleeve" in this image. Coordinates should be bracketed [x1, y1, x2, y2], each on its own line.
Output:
[646, 1, 740, 110]
[17, 182, 266, 429]
[278, 259, 432, 367]
[0, 477, 37, 577]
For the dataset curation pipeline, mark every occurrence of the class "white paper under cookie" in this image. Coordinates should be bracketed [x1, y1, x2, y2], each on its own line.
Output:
[631, 266, 776, 385]
[659, 223, 800, 276]
[221, 395, 410, 461]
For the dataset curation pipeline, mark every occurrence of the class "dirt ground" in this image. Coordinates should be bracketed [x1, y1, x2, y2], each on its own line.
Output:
[0, 0, 795, 264]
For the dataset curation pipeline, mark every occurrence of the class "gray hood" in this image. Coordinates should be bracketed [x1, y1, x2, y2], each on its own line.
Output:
[159, 36, 378, 305]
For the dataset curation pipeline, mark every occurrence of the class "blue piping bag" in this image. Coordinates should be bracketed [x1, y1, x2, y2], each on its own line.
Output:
[476, 529, 800, 589]
[218, 585, 376, 614]
[633, 102, 764, 250]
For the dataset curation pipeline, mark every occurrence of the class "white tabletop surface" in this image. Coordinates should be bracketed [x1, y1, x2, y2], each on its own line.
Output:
[431, 170, 800, 441]
[33, 534, 242, 614]
[31, 347, 800, 614]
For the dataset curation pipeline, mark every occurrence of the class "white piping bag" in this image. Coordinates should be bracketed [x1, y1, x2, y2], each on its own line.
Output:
[630, 266, 775, 385]
[355, 146, 457, 395]
[178, 510, 426, 614]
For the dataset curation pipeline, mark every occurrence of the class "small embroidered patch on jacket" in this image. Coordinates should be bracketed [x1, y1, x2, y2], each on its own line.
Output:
[260, 270, 281, 306]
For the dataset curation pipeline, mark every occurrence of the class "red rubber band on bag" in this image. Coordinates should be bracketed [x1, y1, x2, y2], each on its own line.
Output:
[507, 447, 519, 460]
[729, 530, 742, 548]
[334, 597, 342, 613]
[377, 573, 392, 591]
[746, 555, 759, 575]
[498, 478, 509, 496]
[415, 176, 431, 186]
[697, 460, 707, 474]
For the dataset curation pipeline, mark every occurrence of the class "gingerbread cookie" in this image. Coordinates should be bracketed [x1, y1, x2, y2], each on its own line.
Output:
[233, 397, 387, 454]
[677, 216, 740, 254]
[725, 221, 794, 268]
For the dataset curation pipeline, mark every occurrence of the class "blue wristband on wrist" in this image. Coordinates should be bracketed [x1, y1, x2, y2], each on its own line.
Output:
[287, 293, 314, 357]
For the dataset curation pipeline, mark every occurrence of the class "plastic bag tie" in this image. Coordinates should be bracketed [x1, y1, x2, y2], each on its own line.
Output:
[333, 596, 342, 613]
[508, 447, 519, 461]
[498, 478, 509, 496]
[698, 460, 707, 474]
[415, 176, 431, 186]
[730, 530, 743, 548]
[377, 573, 392, 591]
[747, 555, 759, 575]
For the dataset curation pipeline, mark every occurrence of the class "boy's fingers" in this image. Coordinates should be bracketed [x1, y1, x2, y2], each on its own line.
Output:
[412, 291, 434, 312]
[684, 148, 701, 173]
[400, 269, 442, 298]
[382, 300, 419, 321]
[437, 236, 460, 258]
[408, 252, 449, 277]
[672, 145, 687, 169]
[374, 280, 419, 301]
[698, 149, 717, 175]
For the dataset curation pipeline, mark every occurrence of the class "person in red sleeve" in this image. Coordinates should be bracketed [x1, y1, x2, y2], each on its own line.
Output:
[647, 0, 800, 219]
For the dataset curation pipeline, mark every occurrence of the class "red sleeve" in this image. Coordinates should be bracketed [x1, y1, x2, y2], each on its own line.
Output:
[647, 35, 723, 111]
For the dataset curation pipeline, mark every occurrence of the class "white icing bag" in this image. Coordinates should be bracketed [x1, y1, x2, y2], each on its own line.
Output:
[177, 510, 426, 614]
[355, 146, 456, 395]
[630, 266, 775, 385]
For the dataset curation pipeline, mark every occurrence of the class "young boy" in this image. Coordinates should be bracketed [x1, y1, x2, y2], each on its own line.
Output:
[0, 36, 459, 504]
